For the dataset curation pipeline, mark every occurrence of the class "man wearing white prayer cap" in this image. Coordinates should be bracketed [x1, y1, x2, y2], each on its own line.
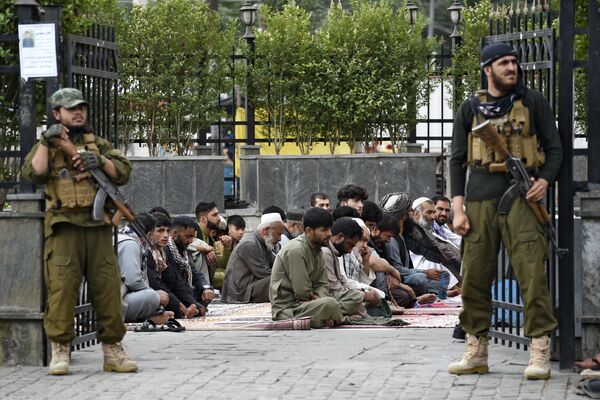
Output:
[412, 197, 431, 212]
[221, 211, 285, 303]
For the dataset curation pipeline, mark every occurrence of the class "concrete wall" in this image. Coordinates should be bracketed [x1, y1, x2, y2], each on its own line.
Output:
[240, 153, 437, 211]
[120, 156, 226, 215]
[580, 190, 600, 356]
[0, 194, 46, 366]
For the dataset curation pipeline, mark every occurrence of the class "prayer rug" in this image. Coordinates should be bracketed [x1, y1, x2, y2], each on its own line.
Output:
[126, 301, 461, 331]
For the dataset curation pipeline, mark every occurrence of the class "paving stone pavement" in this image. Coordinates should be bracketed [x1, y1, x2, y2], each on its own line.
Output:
[0, 328, 583, 400]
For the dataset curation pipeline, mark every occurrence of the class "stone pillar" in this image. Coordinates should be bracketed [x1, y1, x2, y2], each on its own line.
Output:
[241, 145, 260, 156]
[400, 143, 423, 153]
[194, 145, 213, 156]
[580, 188, 600, 356]
[0, 193, 46, 366]
[445, 143, 452, 200]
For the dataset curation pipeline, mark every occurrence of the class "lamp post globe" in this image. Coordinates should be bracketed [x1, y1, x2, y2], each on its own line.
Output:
[239, 0, 257, 27]
[405, 1, 418, 27]
[448, 1, 464, 38]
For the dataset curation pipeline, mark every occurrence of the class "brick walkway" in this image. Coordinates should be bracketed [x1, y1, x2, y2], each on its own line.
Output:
[0, 328, 581, 399]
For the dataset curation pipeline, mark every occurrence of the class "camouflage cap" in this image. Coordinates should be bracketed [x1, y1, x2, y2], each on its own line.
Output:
[49, 88, 89, 109]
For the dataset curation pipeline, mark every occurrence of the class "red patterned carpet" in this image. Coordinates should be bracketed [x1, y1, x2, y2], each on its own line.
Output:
[127, 300, 461, 332]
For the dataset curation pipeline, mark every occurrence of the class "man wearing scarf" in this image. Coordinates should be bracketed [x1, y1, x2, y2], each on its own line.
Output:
[448, 43, 563, 380]
[146, 212, 199, 319]
[166, 216, 215, 315]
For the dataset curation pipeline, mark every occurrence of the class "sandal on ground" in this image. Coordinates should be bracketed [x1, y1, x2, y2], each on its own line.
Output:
[134, 319, 158, 333]
[160, 318, 185, 332]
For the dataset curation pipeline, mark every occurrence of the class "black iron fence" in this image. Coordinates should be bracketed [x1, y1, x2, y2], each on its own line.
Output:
[0, 3, 121, 355]
[480, 5, 576, 368]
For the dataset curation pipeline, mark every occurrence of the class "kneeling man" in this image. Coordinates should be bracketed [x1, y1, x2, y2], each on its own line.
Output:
[270, 208, 351, 328]
[221, 212, 284, 303]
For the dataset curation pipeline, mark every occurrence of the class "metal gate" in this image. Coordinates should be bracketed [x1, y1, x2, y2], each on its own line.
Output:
[65, 24, 120, 351]
[1, 1, 120, 354]
[482, 5, 575, 367]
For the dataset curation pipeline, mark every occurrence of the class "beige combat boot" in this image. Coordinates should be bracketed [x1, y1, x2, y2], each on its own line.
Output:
[48, 341, 70, 375]
[448, 333, 489, 375]
[102, 342, 139, 373]
[524, 336, 551, 380]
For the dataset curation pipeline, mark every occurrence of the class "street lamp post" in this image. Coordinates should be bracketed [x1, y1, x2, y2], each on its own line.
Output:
[240, 0, 257, 145]
[405, 1, 418, 144]
[448, 1, 464, 113]
[448, 1, 464, 51]
[406, 1, 418, 30]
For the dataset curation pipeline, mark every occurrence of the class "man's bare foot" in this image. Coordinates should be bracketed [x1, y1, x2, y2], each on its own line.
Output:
[417, 293, 437, 304]
[324, 319, 336, 328]
[389, 304, 405, 315]
[148, 311, 174, 325]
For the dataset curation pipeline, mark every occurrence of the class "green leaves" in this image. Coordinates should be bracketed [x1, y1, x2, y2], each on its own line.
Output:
[117, 0, 235, 155]
[251, 0, 433, 154]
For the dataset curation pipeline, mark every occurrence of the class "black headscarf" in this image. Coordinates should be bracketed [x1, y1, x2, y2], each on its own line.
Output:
[472, 43, 527, 119]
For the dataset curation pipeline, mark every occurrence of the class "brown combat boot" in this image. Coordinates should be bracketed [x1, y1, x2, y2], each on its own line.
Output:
[48, 341, 70, 375]
[448, 333, 489, 375]
[524, 336, 551, 380]
[102, 342, 138, 373]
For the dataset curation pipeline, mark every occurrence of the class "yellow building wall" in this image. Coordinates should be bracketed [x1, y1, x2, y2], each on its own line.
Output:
[233, 107, 352, 176]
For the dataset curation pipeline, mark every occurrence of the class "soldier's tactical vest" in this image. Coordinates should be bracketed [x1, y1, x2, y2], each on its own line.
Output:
[468, 90, 545, 171]
[46, 133, 99, 211]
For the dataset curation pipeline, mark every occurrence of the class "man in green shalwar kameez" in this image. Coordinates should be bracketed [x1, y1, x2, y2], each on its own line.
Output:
[270, 207, 355, 328]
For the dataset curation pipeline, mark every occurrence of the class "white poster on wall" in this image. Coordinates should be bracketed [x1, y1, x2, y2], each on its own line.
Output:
[18, 23, 58, 80]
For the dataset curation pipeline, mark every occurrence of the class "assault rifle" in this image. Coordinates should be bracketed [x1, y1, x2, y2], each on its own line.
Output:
[51, 133, 152, 251]
[472, 120, 567, 257]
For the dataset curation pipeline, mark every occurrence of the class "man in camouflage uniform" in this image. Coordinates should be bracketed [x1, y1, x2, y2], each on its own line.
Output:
[448, 44, 563, 380]
[22, 88, 138, 375]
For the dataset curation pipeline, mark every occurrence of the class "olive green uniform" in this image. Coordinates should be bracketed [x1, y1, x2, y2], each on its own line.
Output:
[270, 234, 356, 328]
[450, 88, 563, 338]
[22, 133, 132, 344]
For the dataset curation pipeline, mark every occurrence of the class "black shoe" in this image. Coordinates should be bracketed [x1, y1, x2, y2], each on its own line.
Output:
[453, 323, 465, 340]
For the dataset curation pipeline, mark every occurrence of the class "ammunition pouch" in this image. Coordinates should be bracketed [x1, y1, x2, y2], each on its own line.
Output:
[46, 133, 100, 211]
[467, 90, 545, 172]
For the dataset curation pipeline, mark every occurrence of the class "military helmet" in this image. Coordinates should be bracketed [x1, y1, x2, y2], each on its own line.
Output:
[49, 88, 89, 110]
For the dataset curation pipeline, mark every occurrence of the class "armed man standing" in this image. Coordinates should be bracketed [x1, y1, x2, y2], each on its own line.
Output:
[447, 44, 563, 380]
[22, 88, 138, 375]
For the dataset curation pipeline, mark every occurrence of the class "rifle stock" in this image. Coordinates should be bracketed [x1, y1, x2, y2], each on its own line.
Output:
[472, 120, 511, 160]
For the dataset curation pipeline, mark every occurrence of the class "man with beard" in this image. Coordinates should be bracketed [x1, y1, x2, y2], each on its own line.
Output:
[448, 43, 562, 380]
[410, 197, 456, 295]
[193, 201, 232, 288]
[221, 213, 284, 303]
[431, 195, 462, 248]
[22, 88, 137, 375]
[321, 217, 379, 316]
[270, 207, 345, 328]
[280, 209, 304, 247]
[166, 216, 215, 315]
[369, 213, 436, 304]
